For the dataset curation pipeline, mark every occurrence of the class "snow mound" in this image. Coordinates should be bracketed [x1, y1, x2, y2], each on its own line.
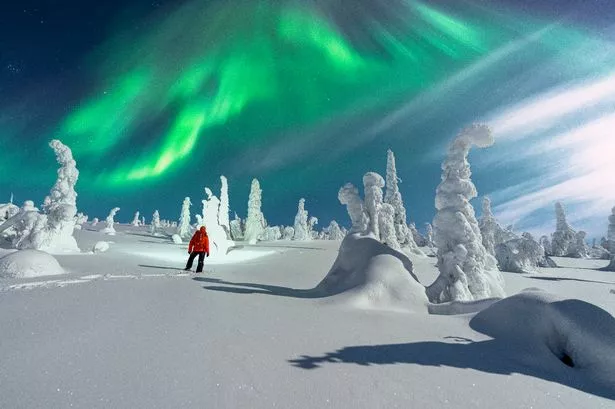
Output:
[314, 233, 428, 313]
[92, 241, 110, 253]
[171, 234, 183, 244]
[0, 250, 65, 278]
[471, 289, 615, 392]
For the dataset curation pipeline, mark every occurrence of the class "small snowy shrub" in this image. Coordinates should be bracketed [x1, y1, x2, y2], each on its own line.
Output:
[93, 241, 110, 253]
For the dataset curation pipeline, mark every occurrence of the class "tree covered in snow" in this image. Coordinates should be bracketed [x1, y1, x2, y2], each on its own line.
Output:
[569, 231, 589, 259]
[608, 206, 615, 254]
[282, 226, 294, 240]
[363, 172, 385, 238]
[177, 197, 192, 239]
[203, 187, 231, 255]
[539, 235, 552, 256]
[263, 226, 282, 241]
[379, 203, 400, 250]
[195, 214, 203, 227]
[495, 232, 546, 274]
[478, 197, 517, 256]
[131, 211, 140, 226]
[75, 213, 88, 226]
[15, 140, 81, 252]
[293, 198, 310, 241]
[229, 213, 244, 240]
[551, 202, 577, 257]
[101, 207, 120, 235]
[326, 221, 345, 241]
[219, 175, 230, 237]
[428, 124, 504, 303]
[338, 183, 368, 233]
[408, 222, 426, 247]
[424, 223, 434, 247]
[308, 217, 319, 240]
[384, 149, 412, 246]
[150, 210, 162, 235]
[244, 179, 266, 244]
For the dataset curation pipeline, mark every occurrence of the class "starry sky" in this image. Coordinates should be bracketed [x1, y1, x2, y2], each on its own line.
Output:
[1, 0, 614, 238]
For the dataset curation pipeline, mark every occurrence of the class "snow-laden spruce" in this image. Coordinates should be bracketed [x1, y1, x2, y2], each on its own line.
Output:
[427, 124, 504, 303]
[101, 207, 120, 235]
[379, 203, 400, 250]
[608, 206, 615, 254]
[131, 211, 140, 226]
[570, 231, 589, 259]
[425, 223, 435, 249]
[177, 197, 192, 239]
[219, 176, 230, 238]
[282, 226, 294, 240]
[539, 235, 552, 256]
[244, 179, 266, 245]
[13, 140, 80, 252]
[363, 172, 385, 238]
[91, 217, 99, 226]
[495, 232, 547, 274]
[74, 213, 88, 228]
[230, 213, 244, 240]
[384, 150, 410, 245]
[551, 202, 577, 257]
[203, 187, 232, 256]
[408, 222, 426, 247]
[293, 198, 310, 241]
[263, 226, 282, 241]
[150, 210, 162, 236]
[326, 221, 345, 241]
[338, 183, 368, 233]
[308, 216, 319, 240]
[479, 197, 517, 256]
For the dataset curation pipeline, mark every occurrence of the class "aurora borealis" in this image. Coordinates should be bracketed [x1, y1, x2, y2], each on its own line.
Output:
[2, 0, 615, 236]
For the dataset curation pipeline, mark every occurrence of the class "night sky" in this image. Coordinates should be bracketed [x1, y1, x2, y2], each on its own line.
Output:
[2, 0, 614, 237]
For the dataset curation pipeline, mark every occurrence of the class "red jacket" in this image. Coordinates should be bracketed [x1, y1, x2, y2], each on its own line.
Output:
[189, 227, 210, 254]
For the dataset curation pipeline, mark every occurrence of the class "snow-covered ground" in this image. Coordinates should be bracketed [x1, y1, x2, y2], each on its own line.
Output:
[1, 225, 614, 408]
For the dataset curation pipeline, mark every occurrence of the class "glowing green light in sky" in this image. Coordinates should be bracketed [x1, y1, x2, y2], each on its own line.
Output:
[53, 0, 606, 188]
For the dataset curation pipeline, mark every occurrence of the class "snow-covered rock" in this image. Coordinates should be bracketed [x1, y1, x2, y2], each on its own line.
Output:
[0, 250, 65, 278]
[471, 289, 615, 394]
[92, 241, 110, 253]
[429, 124, 504, 303]
[314, 233, 428, 313]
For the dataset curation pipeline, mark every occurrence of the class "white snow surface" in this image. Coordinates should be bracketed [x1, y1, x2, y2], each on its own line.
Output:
[0, 225, 614, 408]
[0, 249, 65, 278]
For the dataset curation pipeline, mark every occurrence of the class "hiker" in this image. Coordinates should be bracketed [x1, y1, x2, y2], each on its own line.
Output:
[185, 226, 210, 273]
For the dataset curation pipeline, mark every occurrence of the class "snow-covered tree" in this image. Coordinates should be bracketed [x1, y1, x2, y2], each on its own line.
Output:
[425, 223, 435, 249]
[101, 207, 120, 235]
[195, 214, 203, 228]
[384, 149, 412, 246]
[569, 231, 589, 258]
[15, 140, 81, 252]
[326, 221, 345, 241]
[203, 187, 232, 255]
[308, 216, 319, 239]
[428, 124, 504, 303]
[282, 226, 295, 240]
[551, 202, 577, 257]
[131, 211, 140, 226]
[293, 198, 310, 241]
[363, 172, 385, 238]
[539, 235, 552, 256]
[478, 197, 517, 256]
[150, 210, 162, 235]
[379, 203, 400, 250]
[230, 213, 244, 240]
[91, 217, 99, 226]
[177, 197, 192, 239]
[495, 232, 547, 273]
[263, 226, 282, 241]
[338, 183, 368, 233]
[608, 206, 615, 254]
[75, 213, 88, 226]
[219, 175, 230, 237]
[408, 222, 426, 247]
[244, 179, 266, 244]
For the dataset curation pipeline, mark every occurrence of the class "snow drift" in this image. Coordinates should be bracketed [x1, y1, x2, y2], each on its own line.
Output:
[313, 233, 428, 313]
[471, 289, 615, 395]
[0, 250, 65, 278]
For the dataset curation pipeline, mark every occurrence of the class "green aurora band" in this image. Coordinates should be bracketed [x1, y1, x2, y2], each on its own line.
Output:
[53, 0, 606, 189]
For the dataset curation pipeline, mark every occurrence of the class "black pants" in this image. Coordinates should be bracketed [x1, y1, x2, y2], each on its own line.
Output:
[185, 252, 206, 272]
